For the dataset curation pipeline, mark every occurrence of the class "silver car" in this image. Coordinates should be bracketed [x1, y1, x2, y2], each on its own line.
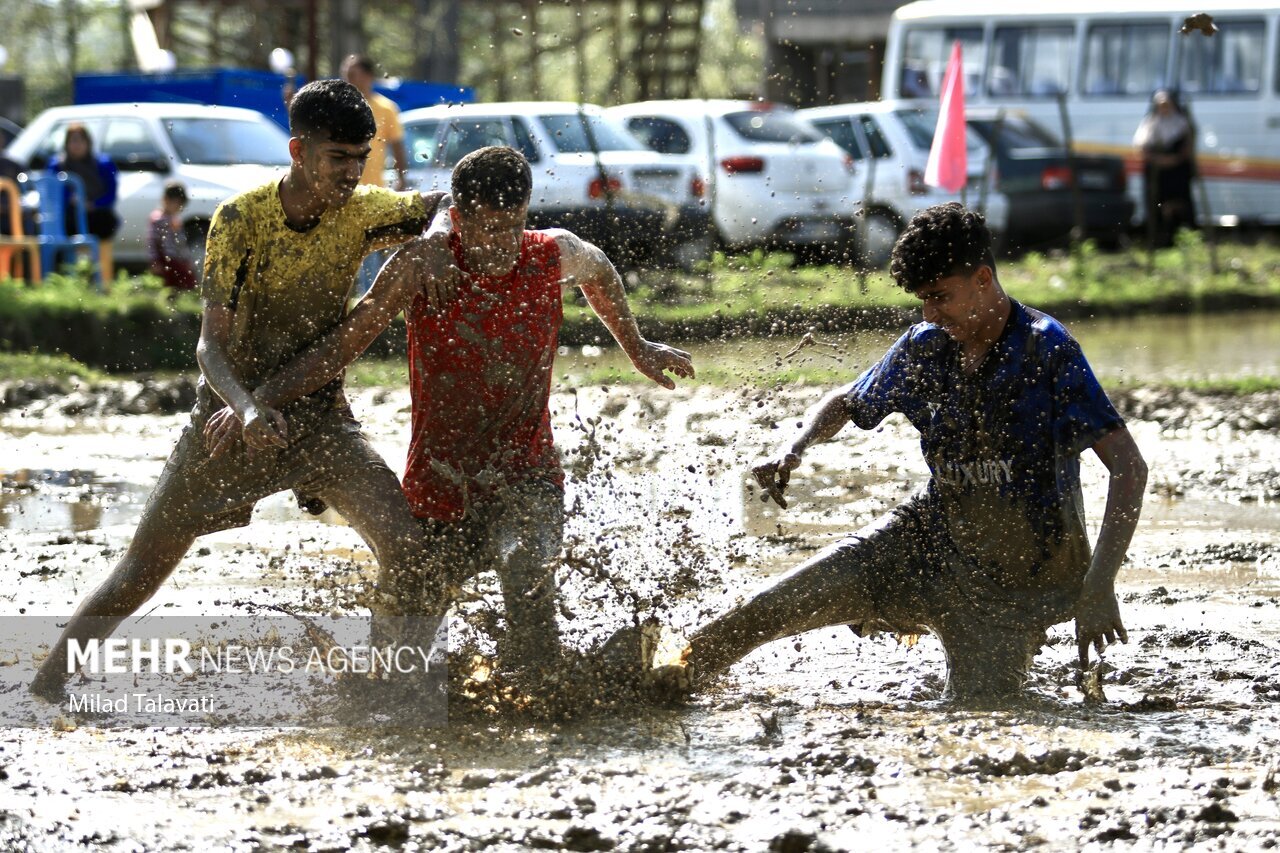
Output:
[799, 101, 1010, 267]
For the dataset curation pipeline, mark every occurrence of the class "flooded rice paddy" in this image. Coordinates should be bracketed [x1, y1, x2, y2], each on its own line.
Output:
[0, 310, 1278, 850]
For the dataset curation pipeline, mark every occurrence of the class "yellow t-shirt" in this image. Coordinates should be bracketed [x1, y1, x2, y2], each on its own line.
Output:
[361, 91, 405, 186]
[201, 181, 432, 387]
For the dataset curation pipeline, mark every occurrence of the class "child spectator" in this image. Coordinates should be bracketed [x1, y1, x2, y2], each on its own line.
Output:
[148, 181, 197, 291]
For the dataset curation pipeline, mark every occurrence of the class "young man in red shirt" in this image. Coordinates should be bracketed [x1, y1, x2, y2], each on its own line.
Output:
[205, 145, 693, 689]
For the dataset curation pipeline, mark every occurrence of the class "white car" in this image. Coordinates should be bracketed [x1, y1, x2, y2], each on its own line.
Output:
[399, 101, 709, 267]
[605, 99, 856, 258]
[799, 101, 1009, 266]
[7, 103, 291, 268]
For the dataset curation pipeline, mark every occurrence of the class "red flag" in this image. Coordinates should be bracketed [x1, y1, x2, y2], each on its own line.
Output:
[925, 41, 967, 193]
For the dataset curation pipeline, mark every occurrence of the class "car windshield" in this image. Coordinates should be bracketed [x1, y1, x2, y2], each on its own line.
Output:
[537, 114, 643, 153]
[163, 117, 292, 166]
[970, 116, 1061, 150]
[723, 111, 820, 144]
[894, 110, 988, 152]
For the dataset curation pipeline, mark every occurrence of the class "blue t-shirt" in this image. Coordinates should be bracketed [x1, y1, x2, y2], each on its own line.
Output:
[845, 302, 1123, 586]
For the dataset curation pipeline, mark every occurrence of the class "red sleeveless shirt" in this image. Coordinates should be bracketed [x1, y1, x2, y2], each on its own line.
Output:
[402, 230, 565, 521]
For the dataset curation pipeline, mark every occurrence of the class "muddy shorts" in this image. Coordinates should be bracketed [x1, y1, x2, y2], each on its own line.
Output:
[140, 399, 390, 537]
[413, 477, 565, 677]
[696, 494, 1080, 698]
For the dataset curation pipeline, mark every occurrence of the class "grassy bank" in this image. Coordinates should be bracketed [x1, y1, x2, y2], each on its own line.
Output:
[0, 351, 106, 383]
[0, 349, 1274, 397]
[2, 233, 1278, 374]
[575, 232, 1280, 342]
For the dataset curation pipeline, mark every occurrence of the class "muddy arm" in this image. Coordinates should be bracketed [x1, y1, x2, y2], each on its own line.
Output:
[255, 240, 454, 410]
[752, 384, 854, 508]
[196, 303, 286, 449]
[789, 384, 856, 456]
[1076, 426, 1148, 658]
[547, 229, 693, 389]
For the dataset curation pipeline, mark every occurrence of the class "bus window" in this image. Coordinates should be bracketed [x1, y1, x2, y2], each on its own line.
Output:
[1083, 23, 1169, 97]
[901, 27, 985, 97]
[857, 116, 894, 159]
[989, 26, 1074, 97]
[1179, 19, 1265, 95]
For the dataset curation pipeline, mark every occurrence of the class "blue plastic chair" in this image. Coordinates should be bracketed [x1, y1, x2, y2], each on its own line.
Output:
[25, 171, 101, 286]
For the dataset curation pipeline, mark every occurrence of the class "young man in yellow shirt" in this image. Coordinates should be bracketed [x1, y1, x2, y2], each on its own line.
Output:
[30, 79, 455, 702]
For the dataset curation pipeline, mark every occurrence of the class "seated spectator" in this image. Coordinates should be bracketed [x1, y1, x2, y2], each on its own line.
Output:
[49, 123, 120, 281]
[148, 181, 197, 292]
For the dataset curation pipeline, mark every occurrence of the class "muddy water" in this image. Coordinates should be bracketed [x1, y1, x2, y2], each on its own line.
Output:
[1, 314, 1279, 849]
[562, 308, 1280, 385]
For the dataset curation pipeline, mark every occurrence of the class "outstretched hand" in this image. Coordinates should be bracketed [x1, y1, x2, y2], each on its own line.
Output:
[629, 340, 694, 390]
[751, 449, 802, 509]
[1075, 582, 1128, 670]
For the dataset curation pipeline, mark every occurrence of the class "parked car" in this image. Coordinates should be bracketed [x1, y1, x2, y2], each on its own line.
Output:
[963, 108, 1133, 251]
[399, 101, 708, 267]
[6, 103, 290, 268]
[7, 103, 291, 267]
[605, 100, 856, 260]
[799, 100, 1009, 267]
[0, 117, 22, 149]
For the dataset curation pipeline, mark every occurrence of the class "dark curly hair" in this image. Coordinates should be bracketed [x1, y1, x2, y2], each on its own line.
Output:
[889, 202, 996, 293]
[288, 79, 376, 145]
[452, 146, 533, 212]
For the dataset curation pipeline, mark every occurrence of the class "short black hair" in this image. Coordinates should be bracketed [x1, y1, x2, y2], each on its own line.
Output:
[288, 79, 376, 145]
[452, 146, 533, 212]
[889, 202, 996, 293]
[162, 180, 187, 203]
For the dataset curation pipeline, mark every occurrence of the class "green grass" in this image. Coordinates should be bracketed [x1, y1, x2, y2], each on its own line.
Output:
[4, 233, 1279, 374]
[346, 358, 410, 389]
[1110, 375, 1280, 396]
[564, 232, 1280, 331]
[0, 349, 1271, 399]
[0, 351, 106, 383]
[0, 267, 201, 316]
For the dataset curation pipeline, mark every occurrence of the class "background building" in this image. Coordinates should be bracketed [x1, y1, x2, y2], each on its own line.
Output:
[737, 0, 907, 106]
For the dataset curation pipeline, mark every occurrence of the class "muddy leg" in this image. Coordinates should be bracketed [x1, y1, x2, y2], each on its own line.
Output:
[315, 455, 446, 655]
[488, 481, 564, 679]
[30, 517, 197, 701]
[687, 537, 885, 678]
[939, 624, 1043, 701]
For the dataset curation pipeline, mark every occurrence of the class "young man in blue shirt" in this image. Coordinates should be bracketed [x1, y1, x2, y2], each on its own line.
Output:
[680, 203, 1147, 700]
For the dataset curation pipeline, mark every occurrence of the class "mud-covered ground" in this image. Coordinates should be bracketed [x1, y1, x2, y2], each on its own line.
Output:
[1, 376, 1279, 851]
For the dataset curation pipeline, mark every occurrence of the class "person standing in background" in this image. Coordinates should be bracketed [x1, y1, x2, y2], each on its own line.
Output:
[1133, 90, 1197, 248]
[50, 123, 120, 282]
[341, 54, 409, 191]
[343, 54, 411, 297]
[148, 180, 197, 292]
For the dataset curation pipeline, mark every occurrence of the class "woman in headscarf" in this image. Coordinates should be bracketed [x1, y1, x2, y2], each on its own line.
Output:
[49, 122, 120, 280]
[1133, 90, 1197, 248]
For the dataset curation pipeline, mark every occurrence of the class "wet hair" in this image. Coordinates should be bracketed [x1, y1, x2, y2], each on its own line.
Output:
[63, 122, 94, 156]
[163, 180, 187, 204]
[889, 202, 996, 293]
[341, 54, 376, 78]
[452, 146, 533, 212]
[287, 79, 376, 145]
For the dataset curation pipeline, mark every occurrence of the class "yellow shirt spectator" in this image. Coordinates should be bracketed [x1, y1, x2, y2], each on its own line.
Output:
[362, 91, 405, 187]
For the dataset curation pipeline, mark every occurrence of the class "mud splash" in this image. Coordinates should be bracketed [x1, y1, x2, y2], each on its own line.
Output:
[2, 376, 1279, 849]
